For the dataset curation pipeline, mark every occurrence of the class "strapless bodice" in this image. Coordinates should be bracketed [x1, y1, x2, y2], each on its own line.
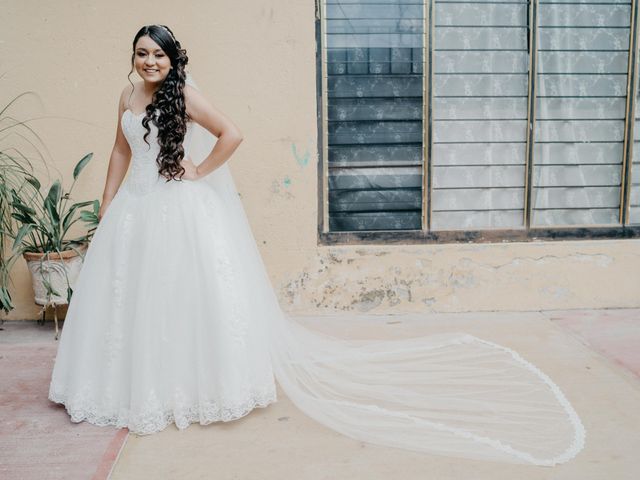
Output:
[120, 109, 194, 195]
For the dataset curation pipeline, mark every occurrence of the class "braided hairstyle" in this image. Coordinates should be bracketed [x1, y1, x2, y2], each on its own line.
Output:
[127, 24, 190, 181]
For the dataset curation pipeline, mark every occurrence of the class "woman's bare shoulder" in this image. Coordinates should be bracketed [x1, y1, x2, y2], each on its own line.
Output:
[183, 83, 212, 112]
[183, 83, 201, 101]
[122, 80, 144, 93]
[119, 81, 144, 108]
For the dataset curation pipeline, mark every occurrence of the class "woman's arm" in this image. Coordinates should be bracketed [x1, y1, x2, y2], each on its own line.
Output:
[99, 87, 132, 218]
[183, 84, 243, 178]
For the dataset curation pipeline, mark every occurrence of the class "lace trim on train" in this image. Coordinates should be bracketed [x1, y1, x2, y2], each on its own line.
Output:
[327, 334, 586, 467]
[48, 386, 277, 435]
[469, 335, 586, 466]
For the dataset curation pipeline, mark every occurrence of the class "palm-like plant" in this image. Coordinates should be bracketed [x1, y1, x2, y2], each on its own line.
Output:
[0, 89, 100, 314]
[10, 153, 99, 254]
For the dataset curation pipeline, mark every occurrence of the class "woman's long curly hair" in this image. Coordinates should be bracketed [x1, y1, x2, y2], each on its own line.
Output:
[127, 24, 189, 181]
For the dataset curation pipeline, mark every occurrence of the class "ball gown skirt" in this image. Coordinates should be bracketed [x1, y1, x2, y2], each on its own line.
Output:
[48, 109, 277, 435]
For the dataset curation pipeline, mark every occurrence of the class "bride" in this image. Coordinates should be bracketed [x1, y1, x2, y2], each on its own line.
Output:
[48, 24, 586, 467]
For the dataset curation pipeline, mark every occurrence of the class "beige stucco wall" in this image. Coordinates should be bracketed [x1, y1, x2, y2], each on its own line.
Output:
[1, 0, 639, 321]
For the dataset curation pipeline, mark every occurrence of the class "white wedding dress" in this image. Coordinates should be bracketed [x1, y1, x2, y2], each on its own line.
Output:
[48, 75, 586, 466]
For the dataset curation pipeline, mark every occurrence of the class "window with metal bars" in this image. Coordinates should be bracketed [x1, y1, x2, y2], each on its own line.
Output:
[317, 0, 640, 243]
[323, 0, 425, 231]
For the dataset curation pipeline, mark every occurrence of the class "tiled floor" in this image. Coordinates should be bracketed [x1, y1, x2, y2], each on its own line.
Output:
[0, 332, 128, 480]
[1, 308, 639, 479]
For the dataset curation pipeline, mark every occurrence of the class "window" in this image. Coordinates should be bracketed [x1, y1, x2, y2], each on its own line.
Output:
[431, 0, 530, 230]
[316, 0, 640, 244]
[532, 1, 630, 226]
[322, 0, 425, 231]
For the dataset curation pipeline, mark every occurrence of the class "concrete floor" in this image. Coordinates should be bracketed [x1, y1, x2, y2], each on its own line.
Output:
[2, 308, 640, 479]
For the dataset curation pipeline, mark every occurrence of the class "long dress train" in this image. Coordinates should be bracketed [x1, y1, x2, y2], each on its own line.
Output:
[48, 74, 585, 466]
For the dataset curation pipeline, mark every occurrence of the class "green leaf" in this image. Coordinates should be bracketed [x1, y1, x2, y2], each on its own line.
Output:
[12, 223, 34, 251]
[43, 180, 61, 232]
[11, 212, 33, 225]
[11, 200, 36, 217]
[61, 200, 94, 232]
[10, 197, 37, 226]
[12, 224, 33, 252]
[0, 287, 14, 314]
[79, 210, 99, 226]
[25, 175, 41, 190]
[73, 153, 93, 180]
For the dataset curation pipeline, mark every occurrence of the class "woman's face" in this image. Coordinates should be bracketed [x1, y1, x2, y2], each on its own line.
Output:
[134, 35, 172, 85]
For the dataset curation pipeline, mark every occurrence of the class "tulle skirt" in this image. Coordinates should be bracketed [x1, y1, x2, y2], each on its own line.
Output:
[48, 176, 278, 435]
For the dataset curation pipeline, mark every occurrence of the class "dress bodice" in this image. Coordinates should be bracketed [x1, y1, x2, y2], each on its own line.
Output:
[120, 109, 194, 195]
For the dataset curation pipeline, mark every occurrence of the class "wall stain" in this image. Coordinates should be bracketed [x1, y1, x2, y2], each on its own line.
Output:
[269, 177, 295, 200]
[279, 247, 630, 313]
[291, 142, 310, 168]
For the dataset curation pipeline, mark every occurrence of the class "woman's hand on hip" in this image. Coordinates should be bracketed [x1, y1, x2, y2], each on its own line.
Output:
[180, 156, 203, 181]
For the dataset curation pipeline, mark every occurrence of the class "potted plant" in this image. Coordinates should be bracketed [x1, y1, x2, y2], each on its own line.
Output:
[1, 87, 100, 338]
[2, 153, 100, 338]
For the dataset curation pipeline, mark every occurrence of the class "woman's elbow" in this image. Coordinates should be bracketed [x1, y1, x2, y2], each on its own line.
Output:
[231, 130, 244, 146]
[221, 126, 243, 144]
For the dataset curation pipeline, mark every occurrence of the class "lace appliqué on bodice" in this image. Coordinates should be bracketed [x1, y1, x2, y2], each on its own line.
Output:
[120, 109, 194, 196]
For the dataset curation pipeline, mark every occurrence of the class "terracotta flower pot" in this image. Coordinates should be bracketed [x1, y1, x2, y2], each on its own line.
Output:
[23, 243, 89, 339]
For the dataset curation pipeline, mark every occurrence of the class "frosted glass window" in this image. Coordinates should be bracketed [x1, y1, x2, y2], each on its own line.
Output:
[431, 0, 529, 230]
[531, 0, 631, 226]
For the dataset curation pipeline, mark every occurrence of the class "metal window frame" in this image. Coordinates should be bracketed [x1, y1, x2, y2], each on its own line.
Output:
[622, 0, 640, 224]
[316, 0, 640, 246]
[524, 0, 537, 229]
[422, 0, 433, 233]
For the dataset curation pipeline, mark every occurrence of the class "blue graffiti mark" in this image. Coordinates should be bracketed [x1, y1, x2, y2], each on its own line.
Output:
[283, 175, 292, 188]
[291, 143, 310, 168]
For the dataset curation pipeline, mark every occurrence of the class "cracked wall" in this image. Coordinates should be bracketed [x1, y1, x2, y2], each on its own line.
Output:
[279, 241, 640, 314]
